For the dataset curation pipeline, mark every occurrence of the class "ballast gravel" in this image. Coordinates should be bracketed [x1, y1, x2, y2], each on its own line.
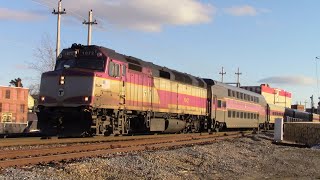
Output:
[1, 132, 320, 180]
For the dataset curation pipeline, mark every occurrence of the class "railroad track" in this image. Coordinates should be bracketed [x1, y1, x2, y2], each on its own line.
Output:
[0, 131, 249, 168]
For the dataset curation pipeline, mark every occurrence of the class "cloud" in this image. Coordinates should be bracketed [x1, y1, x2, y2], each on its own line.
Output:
[13, 64, 29, 70]
[0, 8, 44, 21]
[258, 75, 315, 86]
[224, 5, 270, 16]
[34, 0, 215, 32]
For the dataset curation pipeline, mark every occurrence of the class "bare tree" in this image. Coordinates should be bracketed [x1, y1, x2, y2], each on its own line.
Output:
[28, 33, 56, 95]
[30, 33, 56, 75]
[28, 83, 40, 96]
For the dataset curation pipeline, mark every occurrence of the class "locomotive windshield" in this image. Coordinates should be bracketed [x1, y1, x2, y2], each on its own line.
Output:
[55, 59, 105, 71]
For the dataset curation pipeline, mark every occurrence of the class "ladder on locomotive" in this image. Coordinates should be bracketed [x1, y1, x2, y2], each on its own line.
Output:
[114, 80, 127, 135]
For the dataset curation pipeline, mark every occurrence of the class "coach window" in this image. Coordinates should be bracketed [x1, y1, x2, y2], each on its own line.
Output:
[5, 90, 10, 99]
[254, 114, 256, 119]
[218, 100, 222, 108]
[232, 111, 235, 118]
[251, 113, 254, 119]
[228, 111, 231, 117]
[240, 112, 243, 118]
[232, 91, 235, 97]
[244, 94, 247, 101]
[257, 114, 259, 119]
[222, 101, 226, 108]
[236, 92, 239, 99]
[240, 93, 243, 99]
[0, 103, 2, 112]
[236, 112, 240, 118]
[244, 112, 247, 119]
[228, 89, 231, 96]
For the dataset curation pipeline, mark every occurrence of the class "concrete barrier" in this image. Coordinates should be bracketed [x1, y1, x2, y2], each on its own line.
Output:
[274, 118, 283, 142]
[0, 123, 27, 134]
[283, 122, 320, 146]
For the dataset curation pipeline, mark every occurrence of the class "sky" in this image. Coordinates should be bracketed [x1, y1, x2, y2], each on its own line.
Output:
[0, 0, 320, 107]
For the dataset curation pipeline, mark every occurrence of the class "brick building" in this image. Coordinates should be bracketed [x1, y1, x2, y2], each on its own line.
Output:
[0, 86, 29, 124]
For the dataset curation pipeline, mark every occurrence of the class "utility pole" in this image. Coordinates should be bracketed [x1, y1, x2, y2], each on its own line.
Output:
[304, 100, 308, 110]
[83, 10, 97, 45]
[52, 0, 66, 58]
[311, 95, 314, 113]
[235, 67, 242, 87]
[219, 67, 226, 83]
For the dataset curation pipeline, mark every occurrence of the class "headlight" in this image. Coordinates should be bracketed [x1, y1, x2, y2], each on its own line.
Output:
[59, 76, 65, 85]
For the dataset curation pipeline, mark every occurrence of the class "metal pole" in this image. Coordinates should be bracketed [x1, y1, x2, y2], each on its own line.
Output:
[52, 0, 66, 58]
[219, 67, 226, 83]
[235, 67, 242, 87]
[83, 10, 97, 45]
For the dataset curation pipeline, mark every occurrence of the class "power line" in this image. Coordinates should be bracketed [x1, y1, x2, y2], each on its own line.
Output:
[31, 0, 86, 20]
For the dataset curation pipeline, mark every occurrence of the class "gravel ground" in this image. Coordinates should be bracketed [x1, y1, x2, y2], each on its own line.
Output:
[1, 131, 320, 180]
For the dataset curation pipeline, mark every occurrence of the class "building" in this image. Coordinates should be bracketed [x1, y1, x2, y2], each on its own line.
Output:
[291, 104, 305, 111]
[0, 86, 29, 133]
[241, 84, 292, 108]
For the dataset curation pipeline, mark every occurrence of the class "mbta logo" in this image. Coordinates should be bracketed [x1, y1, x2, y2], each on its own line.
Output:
[58, 88, 65, 97]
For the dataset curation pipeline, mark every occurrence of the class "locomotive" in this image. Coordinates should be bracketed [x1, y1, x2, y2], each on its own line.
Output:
[37, 44, 267, 137]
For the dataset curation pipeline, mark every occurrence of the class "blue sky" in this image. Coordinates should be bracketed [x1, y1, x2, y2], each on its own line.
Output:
[1, 0, 320, 107]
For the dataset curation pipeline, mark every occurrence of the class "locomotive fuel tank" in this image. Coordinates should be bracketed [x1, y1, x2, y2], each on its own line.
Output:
[149, 118, 187, 133]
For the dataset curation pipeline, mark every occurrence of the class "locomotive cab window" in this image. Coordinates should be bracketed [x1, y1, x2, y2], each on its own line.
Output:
[122, 65, 126, 76]
[114, 64, 120, 77]
[108, 61, 115, 77]
[108, 61, 120, 77]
